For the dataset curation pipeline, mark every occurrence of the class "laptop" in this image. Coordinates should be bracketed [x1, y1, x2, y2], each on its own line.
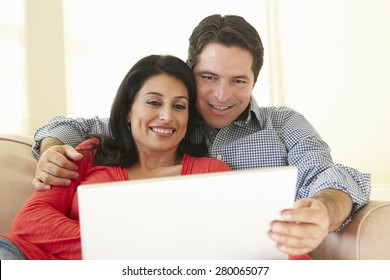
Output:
[78, 166, 297, 260]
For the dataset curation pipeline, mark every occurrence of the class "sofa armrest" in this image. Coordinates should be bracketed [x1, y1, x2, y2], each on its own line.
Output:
[310, 200, 390, 259]
[0, 134, 36, 233]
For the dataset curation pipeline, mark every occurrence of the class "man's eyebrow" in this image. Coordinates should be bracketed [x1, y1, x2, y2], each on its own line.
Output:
[232, 75, 251, 80]
[196, 71, 250, 80]
[197, 70, 216, 75]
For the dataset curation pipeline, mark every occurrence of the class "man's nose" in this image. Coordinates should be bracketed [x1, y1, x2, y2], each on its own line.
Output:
[213, 80, 231, 102]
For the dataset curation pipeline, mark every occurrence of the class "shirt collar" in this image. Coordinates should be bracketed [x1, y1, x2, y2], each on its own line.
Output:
[241, 95, 262, 125]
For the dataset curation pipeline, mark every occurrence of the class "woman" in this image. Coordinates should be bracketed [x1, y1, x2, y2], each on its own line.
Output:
[0, 55, 231, 259]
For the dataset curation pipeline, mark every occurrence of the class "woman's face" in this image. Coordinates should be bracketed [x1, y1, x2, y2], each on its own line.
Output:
[127, 73, 189, 154]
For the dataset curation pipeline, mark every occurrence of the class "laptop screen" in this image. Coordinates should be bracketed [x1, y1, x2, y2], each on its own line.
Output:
[78, 166, 297, 260]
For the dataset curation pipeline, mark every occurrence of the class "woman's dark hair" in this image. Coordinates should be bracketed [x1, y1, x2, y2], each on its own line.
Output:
[188, 14, 264, 84]
[91, 54, 198, 167]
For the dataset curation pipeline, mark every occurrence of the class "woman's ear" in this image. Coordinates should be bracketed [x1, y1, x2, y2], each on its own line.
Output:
[127, 112, 132, 131]
[127, 111, 132, 123]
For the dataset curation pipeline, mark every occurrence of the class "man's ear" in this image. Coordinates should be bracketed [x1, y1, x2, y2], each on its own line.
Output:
[186, 59, 189, 65]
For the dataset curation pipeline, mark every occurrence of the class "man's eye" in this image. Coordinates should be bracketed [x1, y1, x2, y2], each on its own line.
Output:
[202, 75, 215, 81]
[234, 79, 247, 84]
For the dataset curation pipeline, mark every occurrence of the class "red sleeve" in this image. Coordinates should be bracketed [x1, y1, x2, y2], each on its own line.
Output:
[10, 139, 99, 259]
[289, 254, 312, 260]
[11, 186, 81, 259]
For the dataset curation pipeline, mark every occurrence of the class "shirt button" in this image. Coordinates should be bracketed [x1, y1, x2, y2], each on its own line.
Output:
[216, 155, 222, 160]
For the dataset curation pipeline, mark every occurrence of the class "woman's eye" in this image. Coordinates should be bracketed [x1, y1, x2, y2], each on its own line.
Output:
[173, 104, 187, 110]
[147, 100, 161, 106]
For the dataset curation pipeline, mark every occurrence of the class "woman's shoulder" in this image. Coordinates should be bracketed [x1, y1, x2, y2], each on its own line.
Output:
[73, 137, 102, 162]
[182, 154, 232, 174]
[76, 137, 101, 150]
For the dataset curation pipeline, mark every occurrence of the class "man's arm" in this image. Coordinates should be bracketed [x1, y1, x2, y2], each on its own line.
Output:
[32, 138, 83, 190]
[313, 188, 353, 232]
[279, 108, 370, 226]
[33, 116, 110, 158]
[39, 137, 65, 154]
[268, 107, 370, 255]
[32, 116, 109, 190]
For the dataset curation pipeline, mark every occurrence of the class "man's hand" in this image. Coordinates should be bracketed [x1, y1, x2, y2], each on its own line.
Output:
[32, 145, 83, 190]
[268, 189, 353, 256]
[268, 198, 329, 256]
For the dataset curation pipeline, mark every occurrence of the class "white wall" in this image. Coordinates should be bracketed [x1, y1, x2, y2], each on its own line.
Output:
[0, 0, 26, 133]
[0, 0, 269, 134]
[0, 0, 67, 135]
[62, 0, 270, 119]
[269, 0, 390, 187]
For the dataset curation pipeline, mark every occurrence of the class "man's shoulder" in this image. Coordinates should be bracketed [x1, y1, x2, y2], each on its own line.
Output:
[250, 96, 299, 115]
[259, 105, 299, 114]
[254, 105, 302, 122]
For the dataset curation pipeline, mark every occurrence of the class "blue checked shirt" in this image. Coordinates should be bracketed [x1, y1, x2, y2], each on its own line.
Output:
[33, 97, 370, 229]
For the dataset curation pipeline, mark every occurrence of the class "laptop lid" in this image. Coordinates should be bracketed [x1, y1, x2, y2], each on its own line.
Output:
[78, 166, 297, 260]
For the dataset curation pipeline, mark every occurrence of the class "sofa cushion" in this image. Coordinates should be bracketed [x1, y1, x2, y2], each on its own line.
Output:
[0, 134, 36, 233]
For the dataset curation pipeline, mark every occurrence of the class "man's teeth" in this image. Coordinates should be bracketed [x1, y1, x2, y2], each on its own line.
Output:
[152, 128, 174, 134]
[211, 105, 230, 110]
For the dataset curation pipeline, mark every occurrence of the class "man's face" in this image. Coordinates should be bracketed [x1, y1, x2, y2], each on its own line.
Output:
[193, 43, 255, 129]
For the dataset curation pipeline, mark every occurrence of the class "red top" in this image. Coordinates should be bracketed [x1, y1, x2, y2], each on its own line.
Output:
[2, 138, 231, 259]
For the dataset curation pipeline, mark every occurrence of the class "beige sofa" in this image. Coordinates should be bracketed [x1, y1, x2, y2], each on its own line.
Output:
[1, 133, 389, 259]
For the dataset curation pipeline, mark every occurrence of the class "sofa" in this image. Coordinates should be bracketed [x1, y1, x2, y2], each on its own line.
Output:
[1, 133, 389, 259]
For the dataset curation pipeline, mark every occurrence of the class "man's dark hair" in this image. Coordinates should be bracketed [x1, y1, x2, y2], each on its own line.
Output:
[188, 14, 264, 84]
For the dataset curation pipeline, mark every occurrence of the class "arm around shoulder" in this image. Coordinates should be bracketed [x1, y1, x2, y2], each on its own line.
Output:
[33, 116, 109, 158]
[39, 137, 64, 155]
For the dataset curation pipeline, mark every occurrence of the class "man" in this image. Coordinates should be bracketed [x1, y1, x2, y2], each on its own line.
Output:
[31, 14, 370, 256]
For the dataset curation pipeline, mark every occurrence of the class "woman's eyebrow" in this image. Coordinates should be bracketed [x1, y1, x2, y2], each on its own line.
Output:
[143, 92, 188, 100]
[143, 92, 163, 97]
[175, 96, 189, 101]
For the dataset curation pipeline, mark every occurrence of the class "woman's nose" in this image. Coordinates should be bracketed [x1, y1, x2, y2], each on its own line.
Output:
[159, 107, 172, 122]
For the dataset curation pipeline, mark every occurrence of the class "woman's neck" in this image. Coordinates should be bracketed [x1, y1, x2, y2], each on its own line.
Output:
[127, 151, 183, 180]
[137, 151, 180, 170]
